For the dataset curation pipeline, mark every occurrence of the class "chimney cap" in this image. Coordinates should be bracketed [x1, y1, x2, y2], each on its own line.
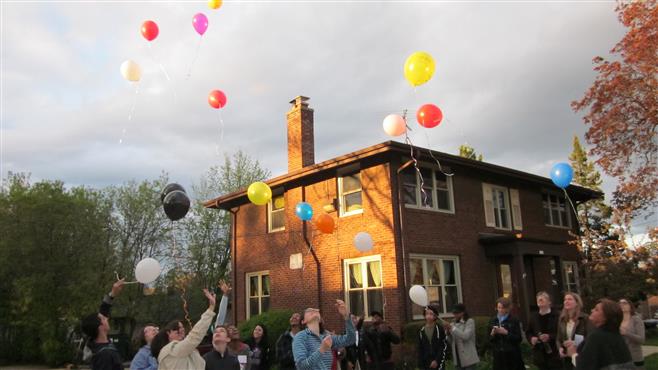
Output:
[289, 96, 310, 107]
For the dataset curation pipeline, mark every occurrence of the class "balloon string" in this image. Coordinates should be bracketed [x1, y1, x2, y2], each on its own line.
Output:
[402, 110, 429, 208]
[186, 37, 203, 79]
[424, 130, 454, 178]
[147, 43, 177, 105]
[120, 82, 140, 145]
[114, 271, 138, 284]
[171, 220, 192, 329]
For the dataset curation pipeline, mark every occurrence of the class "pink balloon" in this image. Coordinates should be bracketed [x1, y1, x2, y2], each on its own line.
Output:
[192, 13, 208, 35]
[383, 114, 407, 137]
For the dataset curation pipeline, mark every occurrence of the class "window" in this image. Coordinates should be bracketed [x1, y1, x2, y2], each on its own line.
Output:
[246, 271, 270, 318]
[483, 184, 515, 230]
[562, 261, 579, 293]
[339, 173, 363, 216]
[409, 255, 462, 318]
[344, 256, 383, 318]
[402, 166, 454, 212]
[543, 191, 571, 228]
[268, 194, 285, 232]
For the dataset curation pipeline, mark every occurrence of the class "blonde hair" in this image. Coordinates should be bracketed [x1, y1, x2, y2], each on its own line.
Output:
[560, 292, 584, 322]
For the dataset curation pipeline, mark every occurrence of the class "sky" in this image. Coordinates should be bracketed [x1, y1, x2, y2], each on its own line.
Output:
[1, 0, 655, 235]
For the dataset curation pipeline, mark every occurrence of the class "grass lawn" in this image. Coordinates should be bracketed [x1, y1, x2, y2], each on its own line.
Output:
[646, 353, 658, 368]
[646, 328, 658, 346]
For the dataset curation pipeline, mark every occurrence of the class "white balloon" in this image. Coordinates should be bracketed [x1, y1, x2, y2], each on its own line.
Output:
[120, 60, 142, 82]
[135, 258, 161, 284]
[382, 114, 407, 137]
[354, 232, 374, 252]
[409, 285, 429, 307]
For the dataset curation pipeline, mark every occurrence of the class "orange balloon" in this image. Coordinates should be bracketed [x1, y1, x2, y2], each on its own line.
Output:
[315, 214, 335, 234]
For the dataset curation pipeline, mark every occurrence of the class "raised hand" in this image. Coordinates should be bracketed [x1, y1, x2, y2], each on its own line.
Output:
[203, 288, 217, 308]
[111, 278, 125, 297]
[219, 280, 232, 295]
[335, 299, 348, 319]
[319, 335, 333, 353]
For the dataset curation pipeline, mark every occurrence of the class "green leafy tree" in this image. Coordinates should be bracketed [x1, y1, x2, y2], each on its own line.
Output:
[458, 143, 484, 161]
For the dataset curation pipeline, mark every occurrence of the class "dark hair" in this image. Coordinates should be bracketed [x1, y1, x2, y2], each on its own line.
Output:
[619, 298, 636, 315]
[452, 303, 469, 321]
[132, 323, 158, 350]
[246, 323, 270, 366]
[425, 304, 440, 319]
[598, 299, 623, 333]
[81, 313, 101, 340]
[496, 297, 512, 309]
[370, 311, 383, 318]
[151, 320, 182, 360]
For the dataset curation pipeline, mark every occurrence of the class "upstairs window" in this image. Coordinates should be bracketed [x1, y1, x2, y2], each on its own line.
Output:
[339, 172, 363, 216]
[402, 166, 454, 213]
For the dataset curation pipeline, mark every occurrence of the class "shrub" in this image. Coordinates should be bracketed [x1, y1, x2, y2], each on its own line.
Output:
[238, 309, 294, 349]
[41, 338, 75, 367]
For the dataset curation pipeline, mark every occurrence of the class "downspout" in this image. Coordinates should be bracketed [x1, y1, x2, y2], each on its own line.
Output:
[228, 206, 240, 325]
[396, 159, 415, 321]
[301, 186, 322, 311]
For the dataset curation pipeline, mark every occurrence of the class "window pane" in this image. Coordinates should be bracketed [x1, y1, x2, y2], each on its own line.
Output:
[445, 286, 458, 313]
[437, 189, 450, 210]
[412, 301, 424, 318]
[420, 187, 433, 208]
[410, 259, 424, 285]
[403, 184, 417, 205]
[427, 286, 440, 306]
[261, 297, 270, 313]
[344, 192, 363, 212]
[497, 190, 506, 210]
[349, 291, 364, 317]
[402, 168, 417, 186]
[342, 174, 361, 193]
[543, 205, 552, 225]
[551, 209, 560, 226]
[349, 263, 363, 289]
[367, 289, 384, 314]
[420, 168, 433, 188]
[262, 275, 270, 296]
[443, 260, 455, 285]
[494, 209, 501, 227]
[542, 193, 549, 203]
[250, 276, 258, 296]
[435, 171, 448, 190]
[271, 210, 285, 230]
[367, 261, 382, 288]
[560, 210, 568, 227]
[273, 195, 285, 210]
[500, 264, 513, 298]
[500, 208, 509, 228]
[428, 260, 441, 285]
[250, 298, 259, 316]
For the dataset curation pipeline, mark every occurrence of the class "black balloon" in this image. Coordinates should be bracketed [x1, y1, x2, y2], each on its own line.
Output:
[160, 183, 186, 203]
[163, 190, 190, 221]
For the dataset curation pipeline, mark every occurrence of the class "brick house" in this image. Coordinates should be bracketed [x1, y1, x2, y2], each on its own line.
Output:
[204, 96, 599, 336]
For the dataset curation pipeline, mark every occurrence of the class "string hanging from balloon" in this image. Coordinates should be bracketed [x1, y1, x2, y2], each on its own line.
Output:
[119, 60, 142, 145]
[114, 271, 139, 285]
[401, 110, 430, 208]
[120, 82, 140, 145]
[146, 44, 177, 105]
[171, 220, 192, 328]
[187, 13, 208, 79]
[423, 130, 454, 178]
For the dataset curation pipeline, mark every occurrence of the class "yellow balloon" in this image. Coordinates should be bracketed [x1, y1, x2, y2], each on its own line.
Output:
[403, 51, 436, 87]
[120, 60, 141, 82]
[208, 0, 222, 9]
[247, 182, 272, 206]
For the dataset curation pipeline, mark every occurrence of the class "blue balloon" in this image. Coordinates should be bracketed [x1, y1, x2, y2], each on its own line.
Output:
[550, 162, 573, 189]
[295, 202, 314, 221]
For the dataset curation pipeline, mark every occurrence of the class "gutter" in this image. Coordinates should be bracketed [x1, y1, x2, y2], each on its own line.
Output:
[228, 206, 240, 325]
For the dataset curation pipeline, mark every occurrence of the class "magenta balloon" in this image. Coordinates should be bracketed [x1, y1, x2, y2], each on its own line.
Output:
[192, 13, 208, 35]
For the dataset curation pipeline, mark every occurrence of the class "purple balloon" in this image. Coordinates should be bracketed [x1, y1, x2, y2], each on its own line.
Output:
[192, 13, 208, 35]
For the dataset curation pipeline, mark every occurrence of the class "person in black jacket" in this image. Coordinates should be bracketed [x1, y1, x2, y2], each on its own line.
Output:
[245, 323, 270, 370]
[363, 311, 400, 370]
[81, 278, 125, 370]
[525, 292, 561, 370]
[275, 313, 302, 370]
[417, 305, 448, 370]
[488, 297, 524, 370]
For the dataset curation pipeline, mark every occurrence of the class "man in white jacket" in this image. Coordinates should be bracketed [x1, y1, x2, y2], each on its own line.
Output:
[444, 304, 479, 370]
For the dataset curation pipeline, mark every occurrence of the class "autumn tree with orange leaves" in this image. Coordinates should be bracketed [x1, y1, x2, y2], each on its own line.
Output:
[572, 0, 657, 225]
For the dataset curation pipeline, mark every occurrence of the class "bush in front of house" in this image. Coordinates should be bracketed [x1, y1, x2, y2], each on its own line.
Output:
[238, 309, 295, 349]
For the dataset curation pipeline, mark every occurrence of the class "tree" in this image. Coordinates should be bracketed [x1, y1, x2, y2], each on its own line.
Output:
[571, 0, 657, 223]
[181, 150, 270, 315]
[458, 143, 484, 161]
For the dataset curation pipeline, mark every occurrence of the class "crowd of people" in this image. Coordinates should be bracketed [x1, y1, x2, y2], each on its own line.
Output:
[81, 279, 647, 370]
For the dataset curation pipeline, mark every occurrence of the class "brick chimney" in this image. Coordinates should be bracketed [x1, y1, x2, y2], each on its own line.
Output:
[287, 96, 315, 172]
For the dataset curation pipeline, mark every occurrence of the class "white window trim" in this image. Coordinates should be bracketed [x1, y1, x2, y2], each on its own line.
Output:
[543, 190, 572, 229]
[338, 173, 364, 217]
[246, 270, 270, 319]
[267, 195, 285, 233]
[409, 253, 463, 319]
[403, 166, 455, 214]
[343, 255, 383, 320]
[562, 261, 580, 293]
[490, 185, 512, 231]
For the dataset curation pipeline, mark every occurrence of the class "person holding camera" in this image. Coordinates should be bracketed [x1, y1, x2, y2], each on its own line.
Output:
[488, 297, 524, 370]
[526, 292, 561, 370]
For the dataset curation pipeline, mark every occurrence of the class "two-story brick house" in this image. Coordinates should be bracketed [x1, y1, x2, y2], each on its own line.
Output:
[204, 96, 599, 336]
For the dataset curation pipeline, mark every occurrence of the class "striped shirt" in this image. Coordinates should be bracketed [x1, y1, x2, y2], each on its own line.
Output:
[292, 318, 355, 370]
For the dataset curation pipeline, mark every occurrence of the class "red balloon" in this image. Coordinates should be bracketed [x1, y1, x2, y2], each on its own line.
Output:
[208, 90, 227, 109]
[141, 20, 159, 41]
[416, 104, 443, 128]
